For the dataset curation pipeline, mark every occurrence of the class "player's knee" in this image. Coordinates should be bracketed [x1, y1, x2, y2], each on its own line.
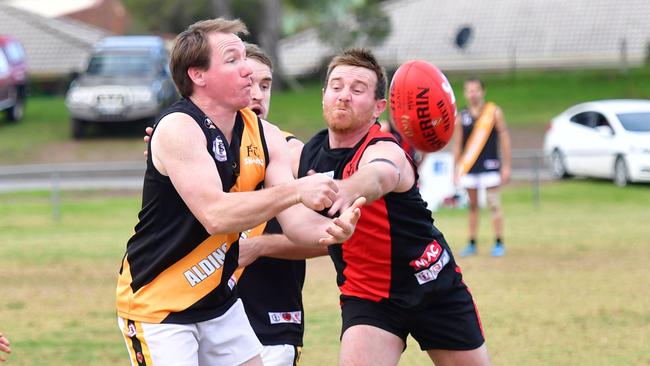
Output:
[486, 191, 501, 213]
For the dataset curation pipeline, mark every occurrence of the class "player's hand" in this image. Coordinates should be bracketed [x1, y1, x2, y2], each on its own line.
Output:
[501, 166, 511, 185]
[319, 196, 365, 245]
[238, 236, 262, 267]
[295, 173, 338, 211]
[143, 127, 153, 160]
[0, 332, 11, 362]
[327, 179, 360, 217]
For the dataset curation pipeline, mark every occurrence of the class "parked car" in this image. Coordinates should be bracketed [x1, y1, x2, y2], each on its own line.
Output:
[65, 36, 178, 138]
[544, 99, 650, 186]
[0, 35, 28, 122]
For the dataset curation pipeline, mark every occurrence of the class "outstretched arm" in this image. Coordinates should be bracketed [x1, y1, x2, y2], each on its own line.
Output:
[150, 113, 339, 236]
[326, 140, 415, 216]
[262, 120, 363, 245]
[238, 233, 329, 267]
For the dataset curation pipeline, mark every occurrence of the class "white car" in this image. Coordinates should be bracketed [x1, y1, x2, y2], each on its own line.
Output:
[544, 99, 650, 186]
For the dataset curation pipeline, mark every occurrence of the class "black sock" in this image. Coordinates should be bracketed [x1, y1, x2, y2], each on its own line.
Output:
[469, 238, 476, 246]
[495, 237, 503, 246]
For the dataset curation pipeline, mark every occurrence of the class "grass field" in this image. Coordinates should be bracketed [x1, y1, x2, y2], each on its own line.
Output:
[2, 66, 650, 164]
[1, 181, 649, 365]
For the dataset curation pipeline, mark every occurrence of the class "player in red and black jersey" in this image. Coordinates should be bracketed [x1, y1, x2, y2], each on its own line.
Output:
[297, 49, 490, 365]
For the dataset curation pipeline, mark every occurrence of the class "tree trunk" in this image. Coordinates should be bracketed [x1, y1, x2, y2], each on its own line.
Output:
[258, 0, 285, 89]
[212, 0, 232, 18]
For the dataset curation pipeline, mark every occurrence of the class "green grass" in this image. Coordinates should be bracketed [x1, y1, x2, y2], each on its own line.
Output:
[0, 97, 70, 162]
[1, 181, 649, 365]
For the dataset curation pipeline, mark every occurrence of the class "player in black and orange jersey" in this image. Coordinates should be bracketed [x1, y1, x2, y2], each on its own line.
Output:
[297, 49, 490, 365]
[453, 77, 511, 257]
[142, 43, 323, 366]
[116, 19, 363, 366]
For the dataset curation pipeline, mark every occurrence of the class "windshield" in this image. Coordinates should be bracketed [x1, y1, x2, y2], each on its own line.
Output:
[616, 112, 650, 132]
[86, 52, 156, 77]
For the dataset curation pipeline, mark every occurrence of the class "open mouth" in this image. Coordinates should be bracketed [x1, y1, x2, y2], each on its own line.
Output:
[251, 106, 263, 117]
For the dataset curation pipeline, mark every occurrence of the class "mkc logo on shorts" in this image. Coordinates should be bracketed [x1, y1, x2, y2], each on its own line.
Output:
[183, 242, 228, 287]
[409, 240, 443, 270]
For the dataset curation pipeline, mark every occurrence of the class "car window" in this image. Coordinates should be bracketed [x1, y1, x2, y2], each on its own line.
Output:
[616, 112, 650, 132]
[86, 52, 156, 77]
[0, 51, 9, 77]
[595, 113, 611, 128]
[570, 111, 597, 128]
[4, 41, 25, 64]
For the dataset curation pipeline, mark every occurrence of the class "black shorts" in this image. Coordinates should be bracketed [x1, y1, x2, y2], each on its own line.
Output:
[340, 280, 485, 351]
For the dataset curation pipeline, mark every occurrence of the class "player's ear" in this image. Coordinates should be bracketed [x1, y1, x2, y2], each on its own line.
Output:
[187, 67, 206, 87]
[373, 99, 387, 118]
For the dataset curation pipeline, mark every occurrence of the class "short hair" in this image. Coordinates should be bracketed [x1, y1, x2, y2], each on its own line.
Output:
[464, 76, 485, 90]
[170, 18, 249, 98]
[244, 43, 273, 72]
[325, 48, 387, 100]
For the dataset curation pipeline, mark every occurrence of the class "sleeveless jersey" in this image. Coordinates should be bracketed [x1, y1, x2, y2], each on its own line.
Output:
[237, 218, 306, 346]
[460, 107, 500, 173]
[116, 98, 268, 324]
[236, 132, 305, 346]
[298, 123, 455, 308]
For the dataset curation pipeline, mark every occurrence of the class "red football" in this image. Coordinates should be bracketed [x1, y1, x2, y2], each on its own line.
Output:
[389, 60, 457, 152]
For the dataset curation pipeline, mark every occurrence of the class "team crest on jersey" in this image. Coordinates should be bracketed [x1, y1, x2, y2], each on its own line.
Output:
[204, 117, 216, 129]
[213, 135, 228, 162]
[244, 144, 264, 166]
[462, 111, 473, 126]
[268, 311, 302, 325]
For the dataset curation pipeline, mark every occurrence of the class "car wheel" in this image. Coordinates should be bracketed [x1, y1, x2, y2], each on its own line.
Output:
[72, 118, 86, 139]
[551, 149, 570, 179]
[5, 98, 24, 122]
[614, 156, 628, 187]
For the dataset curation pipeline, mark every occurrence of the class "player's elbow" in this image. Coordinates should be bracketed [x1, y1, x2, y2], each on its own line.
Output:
[196, 207, 230, 235]
[200, 216, 224, 235]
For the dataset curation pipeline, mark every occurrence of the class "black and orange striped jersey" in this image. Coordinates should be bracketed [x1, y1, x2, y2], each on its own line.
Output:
[116, 98, 268, 324]
[460, 107, 500, 174]
[299, 123, 456, 308]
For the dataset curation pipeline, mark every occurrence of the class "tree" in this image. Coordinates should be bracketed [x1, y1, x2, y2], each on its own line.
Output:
[212, 0, 232, 18]
[258, 0, 284, 88]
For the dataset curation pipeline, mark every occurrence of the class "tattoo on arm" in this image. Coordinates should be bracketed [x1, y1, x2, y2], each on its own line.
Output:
[367, 158, 401, 181]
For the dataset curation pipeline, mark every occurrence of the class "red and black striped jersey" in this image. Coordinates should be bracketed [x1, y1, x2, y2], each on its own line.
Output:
[298, 123, 454, 307]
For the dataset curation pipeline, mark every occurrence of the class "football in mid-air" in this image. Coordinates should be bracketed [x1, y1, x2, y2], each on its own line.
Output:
[389, 60, 457, 152]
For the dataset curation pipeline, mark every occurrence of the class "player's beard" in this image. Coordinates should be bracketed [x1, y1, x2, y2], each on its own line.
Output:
[323, 104, 373, 133]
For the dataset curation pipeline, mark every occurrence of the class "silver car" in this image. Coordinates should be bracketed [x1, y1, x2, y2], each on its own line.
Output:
[65, 36, 178, 138]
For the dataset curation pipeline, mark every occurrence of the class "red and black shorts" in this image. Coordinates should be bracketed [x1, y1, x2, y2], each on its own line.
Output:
[340, 270, 485, 351]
